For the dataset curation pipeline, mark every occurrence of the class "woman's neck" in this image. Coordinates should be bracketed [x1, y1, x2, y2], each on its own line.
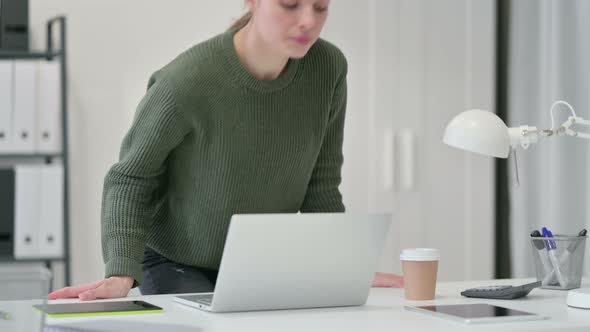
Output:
[233, 23, 289, 81]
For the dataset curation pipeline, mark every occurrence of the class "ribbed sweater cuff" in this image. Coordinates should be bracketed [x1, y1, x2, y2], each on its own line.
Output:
[105, 256, 143, 288]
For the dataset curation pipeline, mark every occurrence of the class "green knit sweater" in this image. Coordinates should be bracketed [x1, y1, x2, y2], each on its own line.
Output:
[101, 29, 348, 286]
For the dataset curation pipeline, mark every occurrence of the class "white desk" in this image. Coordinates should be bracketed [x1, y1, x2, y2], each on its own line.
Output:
[47, 278, 590, 332]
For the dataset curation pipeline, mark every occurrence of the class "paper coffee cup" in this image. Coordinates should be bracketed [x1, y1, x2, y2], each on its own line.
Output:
[400, 248, 439, 300]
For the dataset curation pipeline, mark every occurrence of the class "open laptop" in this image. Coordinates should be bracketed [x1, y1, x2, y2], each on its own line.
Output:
[173, 213, 392, 313]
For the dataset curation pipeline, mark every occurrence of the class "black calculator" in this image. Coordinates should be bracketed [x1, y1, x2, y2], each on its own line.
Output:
[460, 281, 541, 300]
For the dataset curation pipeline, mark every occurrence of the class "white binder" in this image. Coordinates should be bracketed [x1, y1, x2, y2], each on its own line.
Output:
[14, 165, 41, 258]
[37, 60, 62, 153]
[0, 61, 14, 153]
[13, 60, 38, 153]
[39, 164, 64, 258]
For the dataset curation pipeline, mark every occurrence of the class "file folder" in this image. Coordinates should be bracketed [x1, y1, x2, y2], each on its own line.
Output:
[0, 0, 30, 50]
[0, 61, 14, 153]
[39, 164, 64, 258]
[13, 60, 38, 153]
[0, 168, 15, 257]
[37, 60, 62, 153]
[14, 165, 41, 258]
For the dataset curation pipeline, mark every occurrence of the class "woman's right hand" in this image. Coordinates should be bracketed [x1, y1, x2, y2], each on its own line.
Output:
[48, 276, 135, 301]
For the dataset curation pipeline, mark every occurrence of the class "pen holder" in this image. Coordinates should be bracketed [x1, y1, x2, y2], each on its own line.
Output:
[530, 235, 587, 290]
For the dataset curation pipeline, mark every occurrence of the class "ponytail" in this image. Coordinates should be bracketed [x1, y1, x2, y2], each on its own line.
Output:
[228, 11, 253, 31]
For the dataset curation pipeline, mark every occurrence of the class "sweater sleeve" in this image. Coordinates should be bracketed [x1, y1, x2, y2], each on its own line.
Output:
[101, 74, 191, 286]
[300, 63, 347, 213]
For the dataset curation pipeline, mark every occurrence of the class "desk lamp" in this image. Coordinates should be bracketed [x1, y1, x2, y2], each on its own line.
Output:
[442, 101, 590, 309]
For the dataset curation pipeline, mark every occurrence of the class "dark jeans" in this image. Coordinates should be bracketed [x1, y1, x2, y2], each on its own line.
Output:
[139, 247, 218, 295]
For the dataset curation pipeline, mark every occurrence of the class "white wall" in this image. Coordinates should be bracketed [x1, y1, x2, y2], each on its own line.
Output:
[324, 0, 495, 281]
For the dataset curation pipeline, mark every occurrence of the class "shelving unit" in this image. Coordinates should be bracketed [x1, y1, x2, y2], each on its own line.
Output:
[0, 16, 70, 288]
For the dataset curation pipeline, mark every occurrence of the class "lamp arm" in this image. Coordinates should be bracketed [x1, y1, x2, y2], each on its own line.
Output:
[508, 126, 539, 150]
[508, 116, 590, 150]
[560, 116, 590, 139]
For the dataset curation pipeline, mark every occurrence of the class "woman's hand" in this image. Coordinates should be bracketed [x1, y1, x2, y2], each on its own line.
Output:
[371, 272, 404, 288]
[48, 276, 134, 301]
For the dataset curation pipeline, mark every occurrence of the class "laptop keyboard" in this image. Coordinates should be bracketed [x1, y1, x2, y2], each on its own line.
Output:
[44, 326, 98, 332]
[192, 294, 214, 305]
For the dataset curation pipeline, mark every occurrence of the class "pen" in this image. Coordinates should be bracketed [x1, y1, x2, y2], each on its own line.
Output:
[542, 227, 568, 287]
[531, 230, 556, 285]
[543, 228, 588, 285]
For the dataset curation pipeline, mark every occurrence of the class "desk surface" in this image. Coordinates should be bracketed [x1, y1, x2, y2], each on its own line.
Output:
[47, 278, 590, 332]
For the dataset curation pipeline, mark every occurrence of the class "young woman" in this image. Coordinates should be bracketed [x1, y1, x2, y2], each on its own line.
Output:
[49, 0, 403, 301]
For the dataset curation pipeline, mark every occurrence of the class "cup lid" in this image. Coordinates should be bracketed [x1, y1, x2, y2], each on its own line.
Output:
[400, 248, 440, 261]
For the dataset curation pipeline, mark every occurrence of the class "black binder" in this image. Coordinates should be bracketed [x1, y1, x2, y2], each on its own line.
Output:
[0, 0, 29, 51]
[0, 168, 15, 256]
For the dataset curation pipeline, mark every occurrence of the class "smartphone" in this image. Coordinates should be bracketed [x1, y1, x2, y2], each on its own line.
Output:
[33, 300, 163, 318]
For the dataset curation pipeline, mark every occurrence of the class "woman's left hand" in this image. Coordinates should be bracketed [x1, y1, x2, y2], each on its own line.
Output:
[371, 272, 404, 288]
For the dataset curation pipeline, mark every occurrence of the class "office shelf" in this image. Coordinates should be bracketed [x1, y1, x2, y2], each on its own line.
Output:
[0, 16, 64, 60]
[0, 256, 65, 263]
[0, 154, 63, 159]
[0, 16, 71, 289]
[0, 51, 62, 59]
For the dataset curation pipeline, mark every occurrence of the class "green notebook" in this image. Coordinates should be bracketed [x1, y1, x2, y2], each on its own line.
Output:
[34, 300, 163, 318]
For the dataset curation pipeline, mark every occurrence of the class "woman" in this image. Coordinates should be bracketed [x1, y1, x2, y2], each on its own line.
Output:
[49, 0, 403, 301]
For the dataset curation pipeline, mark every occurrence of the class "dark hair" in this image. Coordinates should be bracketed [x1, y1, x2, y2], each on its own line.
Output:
[228, 11, 253, 31]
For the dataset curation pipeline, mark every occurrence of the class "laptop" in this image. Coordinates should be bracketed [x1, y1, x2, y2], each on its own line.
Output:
[173, 213, 392, 313]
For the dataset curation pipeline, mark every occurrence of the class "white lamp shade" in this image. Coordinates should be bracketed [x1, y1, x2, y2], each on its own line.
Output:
[443, 109, 511, 158]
